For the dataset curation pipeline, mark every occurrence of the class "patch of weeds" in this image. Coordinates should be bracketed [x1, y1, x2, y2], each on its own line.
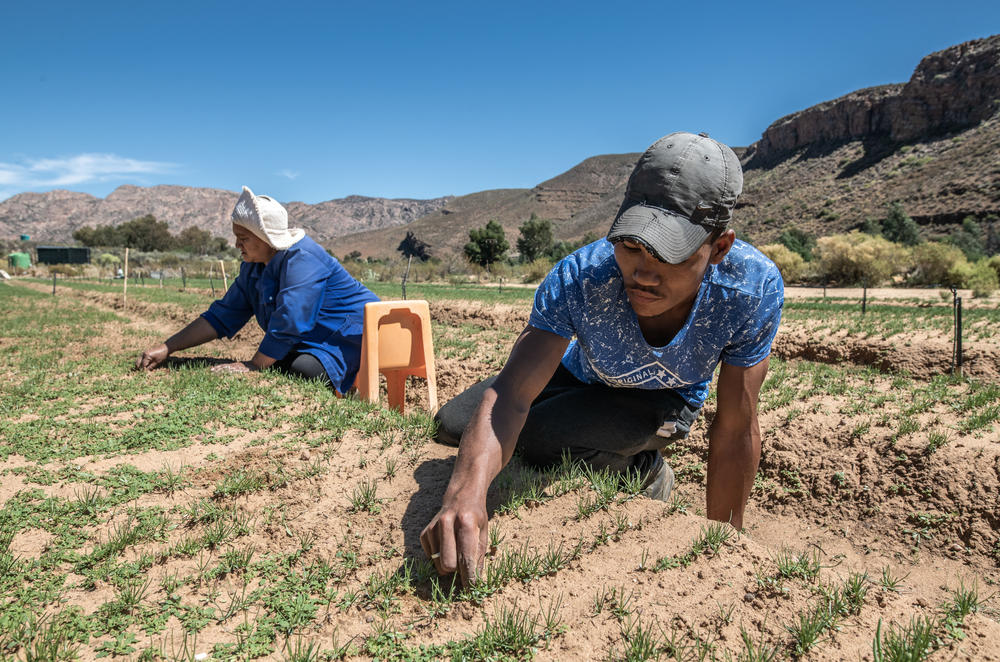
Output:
[872, 616, 938, 662]
[448, 601, 563, 660]
[736, 624, 781, 662]
[779, 469, 805, 496]
[786, 601, 835, 657]
[348, 479, 382, 514]
[212, 469, 267, 498]
[924, 430, 949, 454]
[653, 522, 734, 571]
[879, 566, 910, 592]
[772, 547, 821, 582]
[903, 511, 954, 546]
[940, 579, 980, 641]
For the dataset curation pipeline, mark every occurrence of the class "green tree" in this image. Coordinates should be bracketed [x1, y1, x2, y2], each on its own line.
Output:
[73, 224, 123, 247]
[117, 215, 175, 251]
[397, 231, 431, 299]
[175, 226, 219, 254]
[881, 202, 922, 246]
[516, 214, 553, 263]
[464, 220, 508, 269]
[777, 227, 816, 261]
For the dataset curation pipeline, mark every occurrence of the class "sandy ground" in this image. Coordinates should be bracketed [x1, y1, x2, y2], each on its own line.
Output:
[4, 280, 1000, 660]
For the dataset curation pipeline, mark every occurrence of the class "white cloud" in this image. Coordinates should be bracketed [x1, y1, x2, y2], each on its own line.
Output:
[276, 169, 300, 180]
[0, 153, 177, 190]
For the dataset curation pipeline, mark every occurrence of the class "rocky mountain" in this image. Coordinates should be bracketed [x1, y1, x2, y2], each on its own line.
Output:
[735, 34, 1000, 243]
[0, 185, 451, 245]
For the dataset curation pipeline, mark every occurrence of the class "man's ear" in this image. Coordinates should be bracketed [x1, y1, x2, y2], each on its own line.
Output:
[708, 230, 736, 265]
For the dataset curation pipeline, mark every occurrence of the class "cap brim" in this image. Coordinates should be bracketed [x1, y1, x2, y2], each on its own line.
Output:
[607, 204, 710, 264]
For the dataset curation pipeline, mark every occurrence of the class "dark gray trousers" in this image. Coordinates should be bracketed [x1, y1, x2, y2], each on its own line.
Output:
[434, 364, 700, 476]
[273, 351, 332, 388]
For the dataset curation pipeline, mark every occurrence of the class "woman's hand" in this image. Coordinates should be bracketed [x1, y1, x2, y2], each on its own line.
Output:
[210, 361, 256, 374]
[136, 344, 169, 370]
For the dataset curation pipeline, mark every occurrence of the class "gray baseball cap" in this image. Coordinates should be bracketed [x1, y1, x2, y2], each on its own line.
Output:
[607, 132, 743, 264]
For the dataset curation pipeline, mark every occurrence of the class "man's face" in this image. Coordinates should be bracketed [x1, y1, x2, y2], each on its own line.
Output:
[232, 223, 275, 263]
[613, 231, 734, 319]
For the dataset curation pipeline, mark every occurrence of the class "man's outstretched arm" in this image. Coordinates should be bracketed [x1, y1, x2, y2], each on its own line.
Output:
[706, 357, 769, 530]
[420, 326, 568, 585]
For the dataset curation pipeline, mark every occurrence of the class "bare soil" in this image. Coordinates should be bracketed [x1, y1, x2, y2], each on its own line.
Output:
[7, 281, 1000, 660]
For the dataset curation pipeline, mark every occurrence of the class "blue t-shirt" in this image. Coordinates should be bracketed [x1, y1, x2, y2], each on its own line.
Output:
[529, 239, 783, 408]
[201, 235, 379, 392]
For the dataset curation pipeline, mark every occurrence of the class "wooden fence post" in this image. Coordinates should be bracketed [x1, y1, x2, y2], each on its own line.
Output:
[123, 248, 129, 309]
[219, 260, 228, 292]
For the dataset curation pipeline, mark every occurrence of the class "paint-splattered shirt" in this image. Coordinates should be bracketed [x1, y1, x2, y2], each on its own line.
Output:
[529, 239, 783, 407]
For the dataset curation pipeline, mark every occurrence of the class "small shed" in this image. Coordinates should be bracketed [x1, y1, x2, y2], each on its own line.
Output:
[7, 252, 31, 269]
[37, 246, 91, 265]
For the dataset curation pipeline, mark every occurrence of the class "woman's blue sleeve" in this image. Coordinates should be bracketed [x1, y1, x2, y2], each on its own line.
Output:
[201, 267, 255, 338]
[257, 251, 329, 360]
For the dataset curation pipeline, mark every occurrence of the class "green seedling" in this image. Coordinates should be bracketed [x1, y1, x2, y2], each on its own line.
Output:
[349, 479, 382, 514]
[879, 566, 909, 592]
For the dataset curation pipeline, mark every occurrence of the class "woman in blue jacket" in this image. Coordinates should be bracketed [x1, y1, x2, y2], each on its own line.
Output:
[136, 186, 379, 393]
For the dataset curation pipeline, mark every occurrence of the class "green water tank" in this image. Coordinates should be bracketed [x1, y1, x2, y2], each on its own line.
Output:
[8, 252, 31, 269]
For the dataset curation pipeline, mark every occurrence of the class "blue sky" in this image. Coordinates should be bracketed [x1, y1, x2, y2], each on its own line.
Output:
[1, 0, 998, 204]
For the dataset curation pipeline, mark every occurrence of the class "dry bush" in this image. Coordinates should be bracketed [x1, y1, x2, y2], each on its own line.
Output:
[909, 242, 967, 286]
[989, 255, 1000, 280]
[814, 232, 911, 286]
[521, 258, 554, 283]
[949, 259, 999, 297]
[758, 243, 806, 283]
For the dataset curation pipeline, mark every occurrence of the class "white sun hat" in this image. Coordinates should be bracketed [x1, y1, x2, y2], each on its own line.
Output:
[231, 186, 305, 250]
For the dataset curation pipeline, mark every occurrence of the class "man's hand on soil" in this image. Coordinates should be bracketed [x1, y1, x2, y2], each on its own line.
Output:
[419, 496, 489, 587]
[136, 344, 169, 371]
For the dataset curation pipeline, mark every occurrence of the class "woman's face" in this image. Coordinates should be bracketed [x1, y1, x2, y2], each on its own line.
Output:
[232, 224, 276, 263]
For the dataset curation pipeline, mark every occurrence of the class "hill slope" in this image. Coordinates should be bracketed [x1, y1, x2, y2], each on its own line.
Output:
[329, 153, 638, 258]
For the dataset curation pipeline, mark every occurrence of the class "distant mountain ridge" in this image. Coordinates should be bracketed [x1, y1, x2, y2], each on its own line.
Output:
[0, 185, 452, 245]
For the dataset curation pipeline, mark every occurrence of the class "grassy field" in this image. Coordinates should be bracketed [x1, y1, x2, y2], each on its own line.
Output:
[1, 279, 998, 661]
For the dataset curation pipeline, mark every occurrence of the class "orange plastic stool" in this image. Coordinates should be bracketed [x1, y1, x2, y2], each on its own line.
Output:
[355, 300, 438, 414]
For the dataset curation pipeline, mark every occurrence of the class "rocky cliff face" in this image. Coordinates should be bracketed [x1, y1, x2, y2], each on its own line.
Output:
[0, 185, 452, 245]
[746, 35, 1000, 165]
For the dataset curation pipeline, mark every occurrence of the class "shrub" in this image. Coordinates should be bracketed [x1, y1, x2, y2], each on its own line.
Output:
[947, 216, 986, 261]
[758, 244, 805, 283]
[882, 202, 922, 246]
[778, 227, 816, 261]
[814, 232, 911, 286]
[989, 255, 1000, 280]
[910, 242, 967, 286]
[949, 259, 999, 297]
[521, 258, 554, 283]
